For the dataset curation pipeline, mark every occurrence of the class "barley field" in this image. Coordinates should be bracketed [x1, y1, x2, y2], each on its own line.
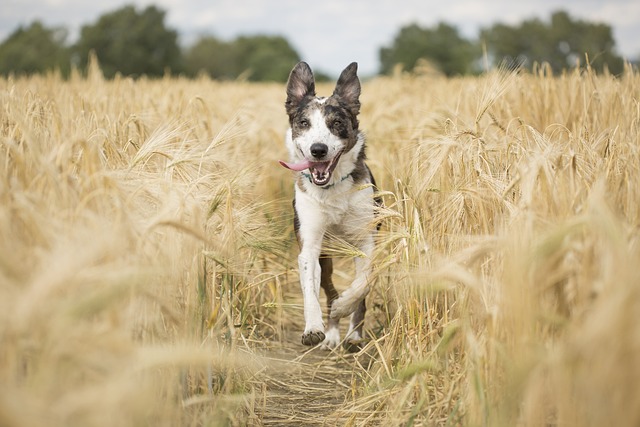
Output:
[1, 58, 639, 427]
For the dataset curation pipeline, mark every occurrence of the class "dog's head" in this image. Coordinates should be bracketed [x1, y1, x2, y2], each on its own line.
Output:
[281, 62, 361, 187]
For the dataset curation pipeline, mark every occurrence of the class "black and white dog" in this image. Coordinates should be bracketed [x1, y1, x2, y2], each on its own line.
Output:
[280, 62, 380, 351]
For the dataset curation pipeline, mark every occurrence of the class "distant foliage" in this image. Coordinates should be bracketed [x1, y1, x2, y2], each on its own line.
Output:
[481, 10, 625, 74]
[0, 21, 70, 77]
[185, 35, 300, 82]
[0, 8, 632, 78]
[74, 5, 182, 78]
[379, 22, 479, 76]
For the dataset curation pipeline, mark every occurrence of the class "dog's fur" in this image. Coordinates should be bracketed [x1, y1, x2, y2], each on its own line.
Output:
[281, 61, 380, 350]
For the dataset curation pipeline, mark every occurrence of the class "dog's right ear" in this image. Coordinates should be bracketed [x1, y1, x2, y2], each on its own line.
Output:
[286, 62, 315, 115]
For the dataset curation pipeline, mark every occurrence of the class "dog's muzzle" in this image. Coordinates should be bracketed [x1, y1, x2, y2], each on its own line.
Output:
[279, 151, 343, 187]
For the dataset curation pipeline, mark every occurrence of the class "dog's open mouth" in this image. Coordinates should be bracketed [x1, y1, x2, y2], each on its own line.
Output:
[279, 151, 343, 187]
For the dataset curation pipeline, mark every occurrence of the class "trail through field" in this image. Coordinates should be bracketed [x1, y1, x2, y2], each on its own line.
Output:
[250, 282, 373, 426]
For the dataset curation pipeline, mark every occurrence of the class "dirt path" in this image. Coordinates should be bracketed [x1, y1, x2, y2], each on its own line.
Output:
[250, 287, 374, 426]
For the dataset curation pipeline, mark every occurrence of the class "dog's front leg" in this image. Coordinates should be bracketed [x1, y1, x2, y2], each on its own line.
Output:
[330, 234, 374, 320]
[299, 246, 325, 345]
[295, 192, 327, 346]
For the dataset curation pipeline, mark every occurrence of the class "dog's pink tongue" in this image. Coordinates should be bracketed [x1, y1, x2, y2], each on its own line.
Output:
[279, 159, 312, 171]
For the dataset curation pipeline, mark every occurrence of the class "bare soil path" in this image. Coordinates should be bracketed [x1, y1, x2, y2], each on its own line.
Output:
[249, 285, 375, 426]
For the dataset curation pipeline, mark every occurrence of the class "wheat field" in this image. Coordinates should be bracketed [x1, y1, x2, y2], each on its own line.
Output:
[1, 59, 639, 426]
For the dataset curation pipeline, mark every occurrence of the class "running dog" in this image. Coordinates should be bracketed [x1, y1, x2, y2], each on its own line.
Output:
[279, 61, 380, 351]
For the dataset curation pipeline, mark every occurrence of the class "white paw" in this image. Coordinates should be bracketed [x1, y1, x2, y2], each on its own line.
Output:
[321, 327, 341, 350]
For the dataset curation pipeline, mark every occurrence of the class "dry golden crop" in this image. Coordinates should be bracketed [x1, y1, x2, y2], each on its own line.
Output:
[1, 60, 639, 426]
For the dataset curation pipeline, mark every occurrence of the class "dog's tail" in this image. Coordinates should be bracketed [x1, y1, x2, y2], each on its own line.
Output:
[329, 277, 370, 319]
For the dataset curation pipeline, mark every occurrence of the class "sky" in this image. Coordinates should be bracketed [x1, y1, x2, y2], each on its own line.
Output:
[1, 0, 639, 77]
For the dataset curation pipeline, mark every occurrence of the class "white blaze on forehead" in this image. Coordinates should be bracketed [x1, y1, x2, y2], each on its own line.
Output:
[308, 106, 329, 137]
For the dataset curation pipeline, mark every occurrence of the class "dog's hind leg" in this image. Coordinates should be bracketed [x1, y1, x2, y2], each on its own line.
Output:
[319, 255, 340, 349]
[344, 298, 366, 352]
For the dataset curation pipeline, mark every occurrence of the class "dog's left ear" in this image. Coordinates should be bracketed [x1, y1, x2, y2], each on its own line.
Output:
[333, 62, 361, 114]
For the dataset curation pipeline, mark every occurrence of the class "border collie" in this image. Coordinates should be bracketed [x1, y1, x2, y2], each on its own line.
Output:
[280, 62, 381, 351]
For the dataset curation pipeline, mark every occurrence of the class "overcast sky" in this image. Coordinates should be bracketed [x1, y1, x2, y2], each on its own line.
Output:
[1, 0, 639, 76]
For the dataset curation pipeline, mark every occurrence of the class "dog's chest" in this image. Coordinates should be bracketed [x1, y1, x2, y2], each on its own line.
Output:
[300, 189, 351, 222]
[296, 183, 374, 237]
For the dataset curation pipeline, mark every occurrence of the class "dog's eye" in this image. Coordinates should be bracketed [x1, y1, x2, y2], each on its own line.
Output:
[297, 118, 310, 128]
[332, 119, 343, 128]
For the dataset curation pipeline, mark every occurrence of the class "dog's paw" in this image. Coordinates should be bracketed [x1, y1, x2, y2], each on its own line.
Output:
[343, 330, 365, 353]
[343, 337, 365, 353]
[320, 327, 341, 350]
[301, 329, 325, 346]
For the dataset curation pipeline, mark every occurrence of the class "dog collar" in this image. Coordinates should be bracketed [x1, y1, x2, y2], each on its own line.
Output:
[301, 172, 352, 189]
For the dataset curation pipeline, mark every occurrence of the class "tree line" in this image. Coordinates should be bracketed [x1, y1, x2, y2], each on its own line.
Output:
[0, 5, 631, 81]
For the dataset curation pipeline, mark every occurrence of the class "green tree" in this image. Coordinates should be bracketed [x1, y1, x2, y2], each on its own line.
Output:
[185, 36, 236, 79]
[185, 34, 300, 82]
[0, 21, 70, 76]
[233, 35, 300, 82]
[74, 5, 181, 78]
[481, 10, 624, 74]
[379, 22, 479, 76]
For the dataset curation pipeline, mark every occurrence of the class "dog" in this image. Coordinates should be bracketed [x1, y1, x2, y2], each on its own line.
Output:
[279, 61, 381, 351]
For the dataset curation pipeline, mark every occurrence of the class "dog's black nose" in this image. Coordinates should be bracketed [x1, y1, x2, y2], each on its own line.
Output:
[310, 143, 328, 159]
